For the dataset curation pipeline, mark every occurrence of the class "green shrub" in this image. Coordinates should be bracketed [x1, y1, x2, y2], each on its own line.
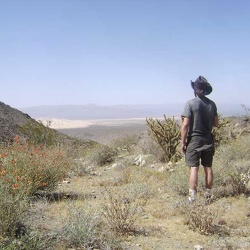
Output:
[0, 187, 28, 237]
[19, 120, 58, 146]
[0, 231, 55, 250]
[111, 135, 138, 155]
[87, 144, 117, 166]
[166, 161, 189, 196]
[125, 180, 154, 204]
[229, 165, 250, 195]
[138, 132, 165, 162]
[0, 136, 71, 237]
[62, 201, 122, 249]
[62, 201, 102, 249]
[213, 136, 250, 197]
[0, 136, 70, 196]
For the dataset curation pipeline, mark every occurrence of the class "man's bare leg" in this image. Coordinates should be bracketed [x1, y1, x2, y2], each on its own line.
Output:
[189, 166, 199, 201]
[204, 167, 213, 189]
[204, 167, 213, 201]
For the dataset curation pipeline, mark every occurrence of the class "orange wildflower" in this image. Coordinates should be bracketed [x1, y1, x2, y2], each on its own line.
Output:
[14, 135, 21, 143]
[16, 176, 22, 181]
[0, 170, 6, 176]
[1, 153, 8, 158]
[12, 183, 19, 189]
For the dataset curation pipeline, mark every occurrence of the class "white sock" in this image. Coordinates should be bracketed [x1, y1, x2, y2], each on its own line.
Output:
[189, 189, 196, 200]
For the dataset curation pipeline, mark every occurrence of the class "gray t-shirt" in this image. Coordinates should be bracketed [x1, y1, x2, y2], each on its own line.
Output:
[182, 96, 217, 139]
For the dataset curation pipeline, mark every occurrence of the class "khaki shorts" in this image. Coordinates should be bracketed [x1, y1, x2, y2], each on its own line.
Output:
[185, 136, 215, 167]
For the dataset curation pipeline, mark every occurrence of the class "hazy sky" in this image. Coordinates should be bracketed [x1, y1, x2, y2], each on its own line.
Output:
[1, 0, 250, 109]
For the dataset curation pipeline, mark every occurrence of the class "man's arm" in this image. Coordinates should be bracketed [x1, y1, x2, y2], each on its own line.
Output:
[181, 117, 190, 153]
[213, 115, 219, 127]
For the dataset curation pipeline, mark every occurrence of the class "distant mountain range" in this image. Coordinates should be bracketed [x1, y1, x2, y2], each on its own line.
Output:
[20, 103, 246, 120]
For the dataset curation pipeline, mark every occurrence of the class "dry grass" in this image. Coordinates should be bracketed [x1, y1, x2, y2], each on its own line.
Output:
[102, 187, 144, 235]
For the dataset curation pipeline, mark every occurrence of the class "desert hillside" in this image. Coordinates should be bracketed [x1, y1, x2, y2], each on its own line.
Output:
[0, 102, 96, 148]
[0, 102, 37, 141]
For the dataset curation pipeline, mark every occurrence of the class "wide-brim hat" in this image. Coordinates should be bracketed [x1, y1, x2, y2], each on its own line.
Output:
[191, 76, 212, 95]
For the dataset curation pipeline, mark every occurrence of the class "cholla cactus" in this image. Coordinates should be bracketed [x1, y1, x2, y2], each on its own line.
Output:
[212, 116, 231, 148]
[146, 115, 181, 162]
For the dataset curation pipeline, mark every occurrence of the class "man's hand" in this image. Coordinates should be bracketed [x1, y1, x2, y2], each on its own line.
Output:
[181, 143, 186, 154]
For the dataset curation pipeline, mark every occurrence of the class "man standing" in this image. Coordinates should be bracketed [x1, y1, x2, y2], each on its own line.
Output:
[181, 76, 218, 202]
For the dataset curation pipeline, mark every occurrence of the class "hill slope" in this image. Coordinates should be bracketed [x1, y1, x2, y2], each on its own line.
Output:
[0, 102, 97, 148]
[0, 102, 37, 141]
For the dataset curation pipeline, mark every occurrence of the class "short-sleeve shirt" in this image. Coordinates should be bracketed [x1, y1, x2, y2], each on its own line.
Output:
[182, 96, 217, 140]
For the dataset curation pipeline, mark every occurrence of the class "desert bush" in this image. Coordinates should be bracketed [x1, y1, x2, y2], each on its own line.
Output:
[112, 164, 138, 185]
[62, 201, 122, 249]
[111, 135, 139, 155]
[19, 120, 58, 146]
[166, 161, 189, 196]
[0, 136, 71, 196]
[70, 158, 93, 176]
[0, 231, 55, 250]
[137, 132, 165, 162]
[146, 115, 181, 162]
[0, 136, 71, 237]
[102, 188, 144, 235]
[214, 162, 250, 198]
[213, 110, 250, 148]
[62, 201, 102, 249]
[0, 186, 28, 237]
[113, 165, 134, 185]
[214, 238, 243, 250]
[116, 169, 156, 203]
[228, 165, 250, 195]
[87, 144, 117, 166]
[213, 136, 250, 197]
[180, 201, 229, 236]
[126, 181, 154, 205]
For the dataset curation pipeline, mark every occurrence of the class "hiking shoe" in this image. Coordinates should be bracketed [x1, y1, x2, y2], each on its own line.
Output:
[188, 196, 195, 204]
